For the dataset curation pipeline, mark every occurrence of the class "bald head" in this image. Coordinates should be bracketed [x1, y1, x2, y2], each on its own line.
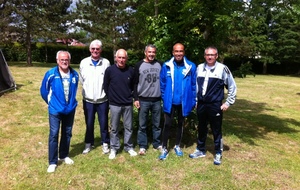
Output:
[115, 49, 128, 69]
[172, 43, 185, 63]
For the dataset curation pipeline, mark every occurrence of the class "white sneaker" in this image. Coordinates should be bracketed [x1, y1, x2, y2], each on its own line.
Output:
[102, 143, 110, 154]
[139, 148, 146, 155]
[82, 143, 91, 154]
[47, 164, 57, 173]
[128, 149, 137, 157]
[62, 157, 74, 165]
[109, 149, 116, 159]
[155, 145, 162, 151]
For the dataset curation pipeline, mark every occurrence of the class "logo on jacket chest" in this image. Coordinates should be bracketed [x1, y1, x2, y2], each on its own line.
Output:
[72, 77, 77, 84]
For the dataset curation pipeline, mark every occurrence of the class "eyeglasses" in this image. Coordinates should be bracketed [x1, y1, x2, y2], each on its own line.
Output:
[60, 59, 69, 62]
[91, 48, 100, 51]
[205, 54, 217, 57]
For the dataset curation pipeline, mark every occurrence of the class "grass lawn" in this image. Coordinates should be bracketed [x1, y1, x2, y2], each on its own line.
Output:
[0, 62, 299, 189]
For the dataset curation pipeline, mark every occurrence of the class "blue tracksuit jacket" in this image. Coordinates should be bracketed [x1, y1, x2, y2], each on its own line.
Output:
[40, 66, 79, 115]
[160, 56, 197, 117]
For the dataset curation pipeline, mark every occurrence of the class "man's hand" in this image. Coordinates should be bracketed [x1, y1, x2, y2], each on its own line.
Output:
[220, 103, 229, 111]
[134, 100, 140, 109]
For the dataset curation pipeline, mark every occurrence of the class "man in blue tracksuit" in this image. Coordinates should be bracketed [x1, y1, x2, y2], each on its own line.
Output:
[40, 50, 79, 173]
[159, 43, 197, 160]
[189, 46, 237, 165]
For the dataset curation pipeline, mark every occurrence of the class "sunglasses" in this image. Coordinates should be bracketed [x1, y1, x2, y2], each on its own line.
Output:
[91, 48, 100, 51]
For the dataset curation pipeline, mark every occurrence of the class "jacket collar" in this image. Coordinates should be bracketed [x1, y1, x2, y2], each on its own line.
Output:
[166, 56, 192, 77]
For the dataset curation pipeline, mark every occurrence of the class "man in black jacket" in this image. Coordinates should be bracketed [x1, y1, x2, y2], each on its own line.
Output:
[104, 49, 137, 159]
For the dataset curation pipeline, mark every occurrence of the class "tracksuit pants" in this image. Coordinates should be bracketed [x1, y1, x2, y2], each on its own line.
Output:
[161, 104, 184, 149]
[197, 101, 223, 154]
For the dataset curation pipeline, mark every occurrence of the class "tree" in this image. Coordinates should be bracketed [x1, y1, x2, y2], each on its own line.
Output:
[133, 0, 245, 63]
[271, 3, 300, 74]
[0, 0, 72, 66]
[238, 0, 300, 74]
[74, 0, 138, 58]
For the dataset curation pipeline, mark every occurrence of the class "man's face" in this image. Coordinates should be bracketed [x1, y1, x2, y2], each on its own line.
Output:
[90, 44, 102, 60]
[145, 47, 156, 62]
[204, 48, 218, 66]
[172, 44, 185, 62]
[57, 52, 70, 73]
[115, 50, 127, 69]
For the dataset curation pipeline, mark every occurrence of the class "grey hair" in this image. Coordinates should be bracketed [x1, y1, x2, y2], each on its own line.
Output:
[204, 46, 218, 55]
[144, 44, 156, 52]
[89, 39, 103, 49]
[56, 50, 71, 60]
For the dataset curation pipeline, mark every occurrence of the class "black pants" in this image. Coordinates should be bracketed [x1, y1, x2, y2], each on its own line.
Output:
[197, 101, 223, 154]
[161, 104, 184, 149]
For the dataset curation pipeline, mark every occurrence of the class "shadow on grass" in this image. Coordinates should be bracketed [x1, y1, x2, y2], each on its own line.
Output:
[178, 98, 300, 155]
[69, 123, 140, 158]
[0, 84, 25, 97]
[69, 137, 103, 157]
[224, 98, 299, 146]
[68, 98, 299, 157]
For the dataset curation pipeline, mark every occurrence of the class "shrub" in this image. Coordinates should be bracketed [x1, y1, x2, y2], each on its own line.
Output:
[233, 61, 256, 78]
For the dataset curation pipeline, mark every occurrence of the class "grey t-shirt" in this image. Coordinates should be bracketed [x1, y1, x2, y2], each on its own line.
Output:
[133, 60, 161, 101]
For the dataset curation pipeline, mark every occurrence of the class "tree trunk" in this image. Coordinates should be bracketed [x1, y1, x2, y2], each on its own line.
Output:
[263, 62, 267, 74]
[26, 29, 32, 66]
[155, 0, 158, 17]
[45, 40, 48, 63]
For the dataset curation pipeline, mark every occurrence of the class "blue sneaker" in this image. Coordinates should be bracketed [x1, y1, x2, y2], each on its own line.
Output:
[189, 149, 206, 158]
[159, 148, 168, 160]
[214, 153, 222, 165]
[174, 145, 183, 156]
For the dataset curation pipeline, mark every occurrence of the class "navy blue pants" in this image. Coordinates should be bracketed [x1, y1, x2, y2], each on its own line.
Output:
[197, 101, 223, 154]
[48, 111, 75, 165]
[83, 100, 110, 145]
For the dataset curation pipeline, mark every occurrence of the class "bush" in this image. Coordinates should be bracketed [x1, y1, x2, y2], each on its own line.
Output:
[232, 61, 256, 78]
[2, 42, 27, 61]
[2, 43, 118, 65]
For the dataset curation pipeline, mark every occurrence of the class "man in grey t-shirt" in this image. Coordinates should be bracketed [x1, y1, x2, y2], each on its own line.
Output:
[133, 44, 162, 155]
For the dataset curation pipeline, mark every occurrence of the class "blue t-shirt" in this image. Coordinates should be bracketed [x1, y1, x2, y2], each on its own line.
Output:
[172, 61, 184, 105]
[92, 59, 98, 66]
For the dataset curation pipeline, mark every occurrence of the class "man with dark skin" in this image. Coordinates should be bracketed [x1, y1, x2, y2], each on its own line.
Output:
[159, 43, 197, 160]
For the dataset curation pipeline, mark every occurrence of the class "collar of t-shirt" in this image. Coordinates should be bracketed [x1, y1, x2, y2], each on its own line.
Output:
[60, 70, 70, 78]
[92, 59, 99, 66]
[205, 64, 215, 71]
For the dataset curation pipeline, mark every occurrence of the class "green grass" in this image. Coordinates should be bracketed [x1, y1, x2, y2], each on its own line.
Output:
[0, 62, 300, 189]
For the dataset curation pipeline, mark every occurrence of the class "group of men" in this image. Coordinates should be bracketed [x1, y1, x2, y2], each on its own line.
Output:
[40, 40, 237, 173]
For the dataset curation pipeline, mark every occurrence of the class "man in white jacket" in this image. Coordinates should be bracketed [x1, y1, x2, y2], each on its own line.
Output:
[79, 39, 111, 154]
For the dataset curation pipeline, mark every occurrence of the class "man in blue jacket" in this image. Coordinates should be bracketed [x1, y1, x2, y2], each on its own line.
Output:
[159, 43, 197, 160]
[40, 50, 79, 173]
